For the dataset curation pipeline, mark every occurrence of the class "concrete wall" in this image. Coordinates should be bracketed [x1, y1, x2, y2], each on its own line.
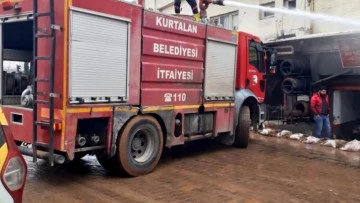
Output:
[312, 0, 360, 34]
[147, 0, 360, 42]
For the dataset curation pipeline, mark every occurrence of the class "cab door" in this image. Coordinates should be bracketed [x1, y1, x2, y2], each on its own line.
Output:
[246, 39, 266, 102]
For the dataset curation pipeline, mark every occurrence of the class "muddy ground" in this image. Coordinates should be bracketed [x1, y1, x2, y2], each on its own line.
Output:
[23, 133, 360, 203]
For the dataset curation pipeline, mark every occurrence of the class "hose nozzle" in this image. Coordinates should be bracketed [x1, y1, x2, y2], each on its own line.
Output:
[212, 0, 224, 6]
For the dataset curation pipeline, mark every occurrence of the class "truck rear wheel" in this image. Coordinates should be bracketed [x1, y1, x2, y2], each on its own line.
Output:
[115, 115, 163, 176]
[234, 106, 251, 148]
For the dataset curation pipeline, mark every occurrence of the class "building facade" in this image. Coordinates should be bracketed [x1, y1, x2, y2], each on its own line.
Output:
[144, 0, 360, 42]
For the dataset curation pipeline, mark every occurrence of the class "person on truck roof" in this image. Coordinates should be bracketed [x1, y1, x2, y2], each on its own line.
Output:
[310, 85, 331, 139]
[174, 0, 201, 22]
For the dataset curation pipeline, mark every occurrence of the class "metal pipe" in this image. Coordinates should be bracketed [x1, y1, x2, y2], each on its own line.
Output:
[76, 135, 87, 147]
[184, 133, 213, 142]
[91, 134, 100, 144]
[19, 146, 66, 164]
[312, 69, 353, 86]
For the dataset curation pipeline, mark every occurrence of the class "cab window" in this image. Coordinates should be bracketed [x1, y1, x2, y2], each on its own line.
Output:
[249, 47, 258, 68]
[249, 41, 265, 73]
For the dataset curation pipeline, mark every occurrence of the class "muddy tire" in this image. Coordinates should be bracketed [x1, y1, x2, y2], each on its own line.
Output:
[234, 106, 251, 148]
[114, 115, 163, 177]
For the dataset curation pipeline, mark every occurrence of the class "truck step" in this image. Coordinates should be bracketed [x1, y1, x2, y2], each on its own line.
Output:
[35, 34, 53, 38]
[34, 142, 50, 149]
[34, 12, 51, 17]
[35, 56, 52, 60]
[35, 100, 50, 105]
[34, 92, 46, 96]
[34, 78, 50, 83]
[35, 121, 51, 127]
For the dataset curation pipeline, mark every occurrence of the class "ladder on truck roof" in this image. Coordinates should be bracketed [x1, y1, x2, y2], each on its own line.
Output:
[32, 0, 58, 166]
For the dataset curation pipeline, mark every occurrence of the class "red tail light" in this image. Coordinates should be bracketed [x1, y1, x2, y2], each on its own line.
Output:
[3, 156, 26, 191]
[1, 126, 27, 203]
[1, 1, 14, 11]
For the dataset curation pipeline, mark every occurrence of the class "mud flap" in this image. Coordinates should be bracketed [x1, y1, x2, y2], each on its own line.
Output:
[215, 133, 235, 146]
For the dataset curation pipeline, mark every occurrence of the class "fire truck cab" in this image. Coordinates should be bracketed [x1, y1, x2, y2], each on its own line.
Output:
[0, 0, 274, 176]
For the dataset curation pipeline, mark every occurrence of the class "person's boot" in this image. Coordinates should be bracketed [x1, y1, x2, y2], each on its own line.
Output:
[193, 13, 201, 22]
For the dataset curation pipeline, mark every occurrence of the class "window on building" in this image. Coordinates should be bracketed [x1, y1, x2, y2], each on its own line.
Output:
[210, 12, 239, 30]
[260, 1, 275, 20]
[284, 0, 296, 9]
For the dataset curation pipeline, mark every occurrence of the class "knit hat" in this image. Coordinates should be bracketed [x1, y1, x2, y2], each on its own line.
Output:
[318, 85, 326, 91]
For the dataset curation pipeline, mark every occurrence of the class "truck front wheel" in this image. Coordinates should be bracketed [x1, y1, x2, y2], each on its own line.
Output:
[234, 106, 251, 148]
[115, 115, 163, 176]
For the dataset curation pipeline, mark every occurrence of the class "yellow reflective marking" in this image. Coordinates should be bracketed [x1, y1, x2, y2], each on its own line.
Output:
[67, 107, 113, 113]
[114, 107, 138, 112]
[204, 103, 234, 108]
[0, 143, 8, 171]
[142, 103, 234, 112]
[0, 108, 8, 126]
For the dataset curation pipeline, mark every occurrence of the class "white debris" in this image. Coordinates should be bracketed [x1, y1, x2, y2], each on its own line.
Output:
[322, 140, 337, 148]
[321, 139, 347, 149]
[276, 130, 292, 138]
[289, 133, 304, 140]
[259, 128, 273, 135]
[303, 136, 321, 144]
[340, 140, 360, 152]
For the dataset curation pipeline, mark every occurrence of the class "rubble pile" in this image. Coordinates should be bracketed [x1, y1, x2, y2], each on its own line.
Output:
[276, 130, 292, 138]
[321, 139, 348, 149]
[289, 133, 304, 140]
[340, 140, 360, 152]
[257, 124, 360, 152]
[303, 136, 320, 144]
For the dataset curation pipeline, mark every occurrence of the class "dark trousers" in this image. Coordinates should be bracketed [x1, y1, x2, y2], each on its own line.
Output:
[174, 0, 199, 14]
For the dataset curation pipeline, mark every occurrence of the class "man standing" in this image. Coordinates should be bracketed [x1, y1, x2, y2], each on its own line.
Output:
[174, 0, 201, 22]
[310, 85, 331, 139]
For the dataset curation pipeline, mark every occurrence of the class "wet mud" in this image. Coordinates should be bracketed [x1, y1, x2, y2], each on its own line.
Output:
[23, 133, 360, 203]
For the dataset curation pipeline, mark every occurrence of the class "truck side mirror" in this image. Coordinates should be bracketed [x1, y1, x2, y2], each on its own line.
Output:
[255, 43, 263, 52]
[269, 50, 277, 74]
[250, 40, 263, 52]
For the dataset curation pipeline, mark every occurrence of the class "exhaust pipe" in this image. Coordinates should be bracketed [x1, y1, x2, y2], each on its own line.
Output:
[19, 146, 66, 164]
[210, 0, 224, 5]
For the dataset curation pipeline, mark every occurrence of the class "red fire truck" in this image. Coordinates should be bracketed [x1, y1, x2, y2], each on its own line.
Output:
[0, 0, 275, 176]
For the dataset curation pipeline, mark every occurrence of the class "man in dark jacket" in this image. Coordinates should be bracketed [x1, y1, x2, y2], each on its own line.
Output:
[310, 85, 331, 139]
